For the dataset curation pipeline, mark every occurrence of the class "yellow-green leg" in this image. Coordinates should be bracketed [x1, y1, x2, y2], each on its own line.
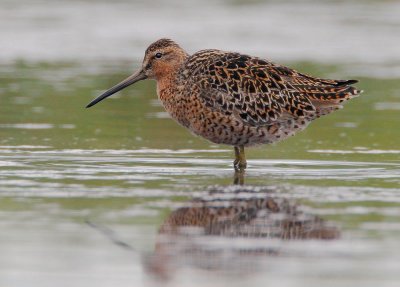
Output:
[233, 145, 247, 170]
[233, 168, 245, 185]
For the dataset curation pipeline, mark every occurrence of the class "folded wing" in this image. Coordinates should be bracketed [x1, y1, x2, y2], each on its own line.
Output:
[183, 50, 361, 126]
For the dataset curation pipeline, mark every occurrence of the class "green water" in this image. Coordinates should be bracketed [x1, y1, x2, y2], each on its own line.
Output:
[2, 0, 400, 284]
[1, 59, 400, 286]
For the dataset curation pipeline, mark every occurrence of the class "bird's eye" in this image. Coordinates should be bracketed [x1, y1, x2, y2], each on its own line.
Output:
[155, 53, 162, 59]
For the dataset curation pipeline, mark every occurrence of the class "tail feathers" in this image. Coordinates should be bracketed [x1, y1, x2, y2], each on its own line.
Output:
[333, 79, 358, 86]
[310, 83, 362, 117]
[310, 86, 362, 118]
[308, 85, 362, 104]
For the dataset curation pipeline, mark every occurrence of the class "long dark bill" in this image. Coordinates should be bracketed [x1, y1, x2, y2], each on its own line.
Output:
[86, 70, 147, 108]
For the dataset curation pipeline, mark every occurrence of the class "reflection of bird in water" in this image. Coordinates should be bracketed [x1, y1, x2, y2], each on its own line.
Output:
[146, 186, 339, 279]
[86, 39, 362, 170]
[159, 186, 338, 239]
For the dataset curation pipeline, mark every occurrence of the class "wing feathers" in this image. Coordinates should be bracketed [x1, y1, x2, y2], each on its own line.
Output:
[183, 50, 361, 126]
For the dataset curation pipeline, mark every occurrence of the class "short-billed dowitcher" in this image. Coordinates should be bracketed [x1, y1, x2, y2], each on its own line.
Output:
[86, 39, 361, 169]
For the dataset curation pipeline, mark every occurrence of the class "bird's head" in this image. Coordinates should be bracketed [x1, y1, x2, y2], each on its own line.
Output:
[86, 38, 187, 108]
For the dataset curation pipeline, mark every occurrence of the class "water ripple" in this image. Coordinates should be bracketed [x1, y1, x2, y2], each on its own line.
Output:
[0, 148, 399, 199]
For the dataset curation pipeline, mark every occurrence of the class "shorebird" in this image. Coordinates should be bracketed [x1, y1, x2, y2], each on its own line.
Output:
[86, 39, 361, 169]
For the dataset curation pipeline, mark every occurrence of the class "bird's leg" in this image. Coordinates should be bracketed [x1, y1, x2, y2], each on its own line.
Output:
[233, 168, 245, 185]
[234, 146, 240, 167]
[233, 145, 247, 170]
[238, 145, 247, 169]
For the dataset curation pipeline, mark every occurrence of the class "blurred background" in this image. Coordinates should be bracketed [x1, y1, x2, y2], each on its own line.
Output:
[0, 0, 400, 286]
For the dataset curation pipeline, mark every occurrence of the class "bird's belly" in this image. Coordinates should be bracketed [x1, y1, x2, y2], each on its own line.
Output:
[186, 111, 311, 147]
[159, 92, 309, 147]
[184, 109, 275, 147]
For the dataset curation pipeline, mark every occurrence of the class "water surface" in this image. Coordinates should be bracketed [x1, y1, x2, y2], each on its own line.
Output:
[1, 0, 400, 286]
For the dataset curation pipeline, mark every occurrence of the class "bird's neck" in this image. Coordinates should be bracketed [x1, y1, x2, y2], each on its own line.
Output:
[156, 65, 191, 128]
[156, 71, 179, 103]
[156, 59, 186, 103]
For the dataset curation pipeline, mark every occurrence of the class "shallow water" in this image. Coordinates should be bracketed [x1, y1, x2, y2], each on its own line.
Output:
[1, 0, 400, 286]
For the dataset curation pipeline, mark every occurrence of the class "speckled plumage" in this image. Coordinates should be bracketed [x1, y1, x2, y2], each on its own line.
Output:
[87, 38, 362, 169]
[168, 47, 360, 145]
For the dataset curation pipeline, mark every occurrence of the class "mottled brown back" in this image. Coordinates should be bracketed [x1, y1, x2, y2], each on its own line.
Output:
[180, 49, 361, 128]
